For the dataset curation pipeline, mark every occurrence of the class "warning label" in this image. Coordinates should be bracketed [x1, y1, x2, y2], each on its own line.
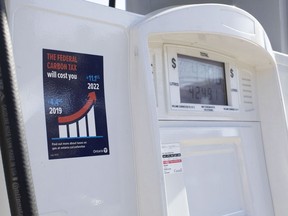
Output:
[43, 49, 109, 160]
[161, 143, 183, 175]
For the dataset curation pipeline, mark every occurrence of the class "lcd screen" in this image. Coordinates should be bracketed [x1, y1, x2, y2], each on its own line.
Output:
[178, 54, 228, 105]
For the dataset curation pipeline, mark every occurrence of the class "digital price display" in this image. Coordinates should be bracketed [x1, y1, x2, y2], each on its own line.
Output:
[178, 54, 228, 106]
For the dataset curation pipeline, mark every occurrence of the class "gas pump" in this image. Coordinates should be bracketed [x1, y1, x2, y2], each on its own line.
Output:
[1, 1, 288, 216]
[275, 52, 288, 117]
[130, 4, 288, 216]
[271, 51, 288, 215]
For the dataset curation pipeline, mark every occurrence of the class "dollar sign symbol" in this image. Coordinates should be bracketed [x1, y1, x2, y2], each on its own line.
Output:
[172, 58, 176, 69]
[230, 68, 234, 78]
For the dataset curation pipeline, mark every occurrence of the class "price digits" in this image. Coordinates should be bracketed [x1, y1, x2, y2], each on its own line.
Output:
[189, 86, 213, 100]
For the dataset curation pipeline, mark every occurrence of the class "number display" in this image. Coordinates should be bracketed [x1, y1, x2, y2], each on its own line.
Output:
[49, 107, 63, 115]
[178, 54, 227, 105]
[87, 83, 99, 90]
[189, 86, 213, 100]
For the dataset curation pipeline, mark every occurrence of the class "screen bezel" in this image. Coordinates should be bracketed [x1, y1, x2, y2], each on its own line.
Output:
[165, 45, 239, 113]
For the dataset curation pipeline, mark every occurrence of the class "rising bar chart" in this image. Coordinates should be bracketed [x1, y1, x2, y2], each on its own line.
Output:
[58, 92, 97, 138]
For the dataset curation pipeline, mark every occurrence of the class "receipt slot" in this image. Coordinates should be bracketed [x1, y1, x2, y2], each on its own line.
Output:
[130, 4, 288, 216]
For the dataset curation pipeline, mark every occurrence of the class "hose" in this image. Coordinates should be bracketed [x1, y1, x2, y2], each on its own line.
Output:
[0, 0, 38, 215]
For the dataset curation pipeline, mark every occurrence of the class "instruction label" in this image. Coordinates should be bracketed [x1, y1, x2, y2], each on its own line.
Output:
[161, 143, 183, 175]
[43, 49, 109, 160]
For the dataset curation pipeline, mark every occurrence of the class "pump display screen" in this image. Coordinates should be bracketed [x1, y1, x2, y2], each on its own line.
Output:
[178, 54, 228, 105]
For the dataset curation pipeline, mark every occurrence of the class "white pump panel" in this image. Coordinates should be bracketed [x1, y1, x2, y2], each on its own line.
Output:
[4, 1, 142, 215]
[160, 122, 270, 216]
[275, 52, 288, 119]
[147, 36, 274, 215]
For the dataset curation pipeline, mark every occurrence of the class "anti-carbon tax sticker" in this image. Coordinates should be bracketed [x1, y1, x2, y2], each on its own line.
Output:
[43, 49, 109, 159]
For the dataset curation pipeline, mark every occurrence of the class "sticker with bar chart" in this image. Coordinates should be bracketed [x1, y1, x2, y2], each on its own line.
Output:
[43, 49, 109, 159]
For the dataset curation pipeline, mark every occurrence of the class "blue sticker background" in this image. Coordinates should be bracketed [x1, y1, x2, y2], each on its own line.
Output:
[43, 49, 109, 159]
